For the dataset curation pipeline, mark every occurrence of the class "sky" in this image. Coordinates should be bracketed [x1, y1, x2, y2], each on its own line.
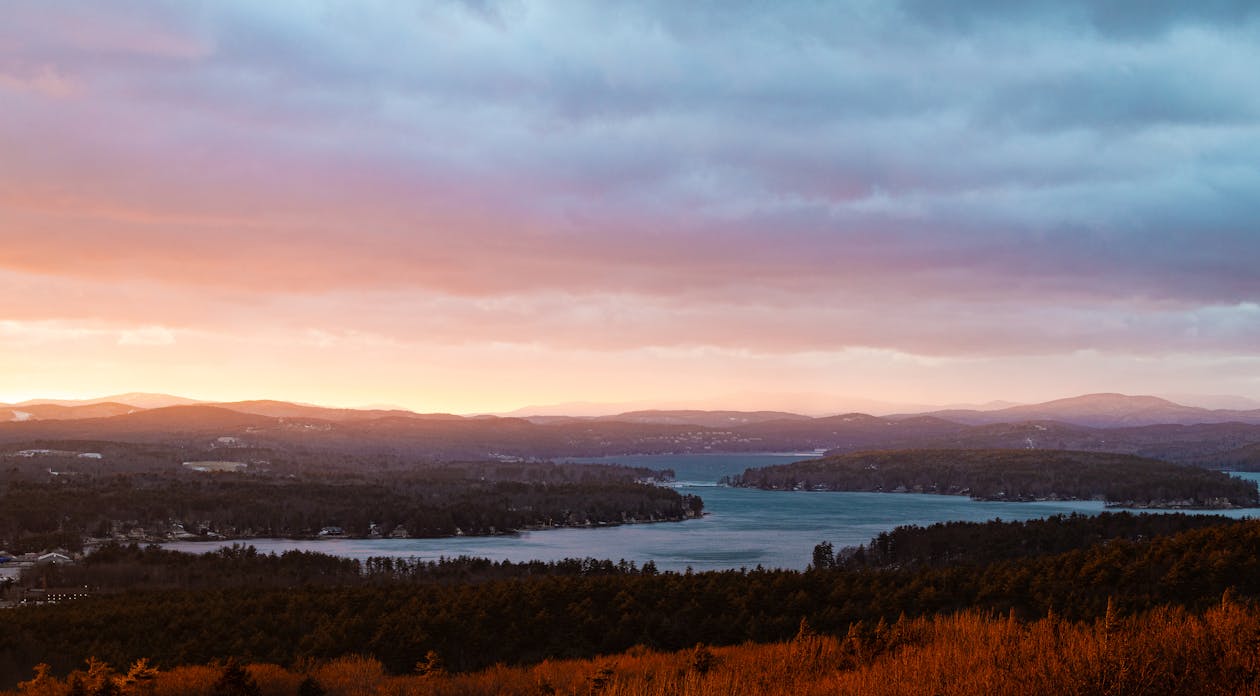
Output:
[2, 0, 1259, 414]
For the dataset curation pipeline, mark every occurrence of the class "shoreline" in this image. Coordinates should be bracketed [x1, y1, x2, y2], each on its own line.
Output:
[727, 484, 1257, 511]
[92, 511, 707, 549]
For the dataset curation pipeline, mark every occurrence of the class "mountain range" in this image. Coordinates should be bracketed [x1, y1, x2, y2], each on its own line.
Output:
[5, 392, 1260, 428]
[895, 393, 1260, 428]
[2, 392, 1260, 468]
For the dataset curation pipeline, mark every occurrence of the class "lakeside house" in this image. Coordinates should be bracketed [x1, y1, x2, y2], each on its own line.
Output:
[21, 586, 92, 605]
[182, 460, 247, 473]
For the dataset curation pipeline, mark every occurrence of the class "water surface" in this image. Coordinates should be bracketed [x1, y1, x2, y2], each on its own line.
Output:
[161, 455, 1260, 571]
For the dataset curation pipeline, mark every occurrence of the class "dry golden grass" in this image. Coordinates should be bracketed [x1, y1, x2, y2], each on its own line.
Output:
[9, 597, 1260, 695]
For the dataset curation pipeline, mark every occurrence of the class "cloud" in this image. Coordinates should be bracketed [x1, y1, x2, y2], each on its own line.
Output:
[0, 318, 175, 348]
[117, 326, 177, 346]
[896, 0, 1260, 39]
[0, 0, 1258, 388]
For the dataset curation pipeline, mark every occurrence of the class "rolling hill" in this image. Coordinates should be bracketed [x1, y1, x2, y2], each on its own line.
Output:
[909, 393, 1260, 427]
[3, 402, 137, 422]
[1, 393, 1259, 468]
[595, 409, 812, 427]
[204, 400, 461, 422]
[10, 393, 202, 409]
[724, 449, 1260, 507]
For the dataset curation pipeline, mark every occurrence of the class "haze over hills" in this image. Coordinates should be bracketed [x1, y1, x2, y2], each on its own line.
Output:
[0, 402, 139, 422]
[206, 400, 464, 422]
[1161, 394, 1260, 411]
[9, 393, 204, 409]
[593, 410, 812, 427]
[6, 392, 1260, 429]
[3, 394, 1260, 469]
[904, 393, 1260, 428]
[500, 393, 1023, 418]
[0, 405, 278, 438]
[0, 395, 464, 425]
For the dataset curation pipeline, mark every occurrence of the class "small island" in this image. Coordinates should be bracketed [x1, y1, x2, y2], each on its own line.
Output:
[722, 449, 1260, 508]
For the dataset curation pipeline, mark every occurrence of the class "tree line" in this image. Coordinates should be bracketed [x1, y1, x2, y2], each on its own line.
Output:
[21, 542, 658, 593]
[5, 513, 1260, 686]
[724, 449, 1259, 506]
[0, 465, 700, 553]
[9, 599, 1260, 696]
[813, 510, 1240, 570]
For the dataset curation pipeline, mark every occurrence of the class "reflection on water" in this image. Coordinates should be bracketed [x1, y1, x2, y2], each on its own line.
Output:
[161, 455, 1260, 571]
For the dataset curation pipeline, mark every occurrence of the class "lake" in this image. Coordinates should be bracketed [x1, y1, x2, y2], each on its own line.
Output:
[160, 454, 1260, 572]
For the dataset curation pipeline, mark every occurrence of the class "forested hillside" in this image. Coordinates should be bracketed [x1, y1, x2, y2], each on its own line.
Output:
[7, 404, 1260, 467]
[9, 602, 1259, 696]
[822, 511, 1238, 570]
[0, 466, 700, 554]
[5, 515, 1260, 687]
[725, 449, 1259, 506]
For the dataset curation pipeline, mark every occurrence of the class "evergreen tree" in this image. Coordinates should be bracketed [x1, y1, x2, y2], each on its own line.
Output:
[212, 659, 260, 696]
[296, 676, 327, 696]
[811, 541, 835, 570]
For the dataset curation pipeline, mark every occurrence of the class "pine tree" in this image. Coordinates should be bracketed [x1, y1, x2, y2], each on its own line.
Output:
[296, 676, 327, 696]
[415, 650, 447, 677]
[811, 541, 835, 570]
[212, 659, 260, 696]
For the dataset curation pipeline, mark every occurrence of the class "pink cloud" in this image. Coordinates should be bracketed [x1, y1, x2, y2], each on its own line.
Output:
[1, 1, 1259, 409]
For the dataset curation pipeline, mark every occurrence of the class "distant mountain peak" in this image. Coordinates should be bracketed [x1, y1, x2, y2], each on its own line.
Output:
[1042, 393, 1177, 407]
[915, 392, 1260, 428]
[14, 392, 203, 409]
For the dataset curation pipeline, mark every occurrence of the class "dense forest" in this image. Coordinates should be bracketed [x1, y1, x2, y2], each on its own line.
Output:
[5, 514, 1260, 687]
[0, 441, 676, 479]
[0, 464, 701, 554]
[821, 510, 1240, 570]
[8, 600, 1260, 695]
[724, 448, 1260, 506]
[18, 543, 657, 593]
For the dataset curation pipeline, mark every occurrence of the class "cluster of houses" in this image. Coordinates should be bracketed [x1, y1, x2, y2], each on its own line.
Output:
[0, 548, 88, 609]
[181, 460, 248, 473]
[12, 449, 102, 459]
[96, 519, 227, 543]
[91, 519, 410, 544]
[0, 549, 75, 566]
[318, 524, 409, 539]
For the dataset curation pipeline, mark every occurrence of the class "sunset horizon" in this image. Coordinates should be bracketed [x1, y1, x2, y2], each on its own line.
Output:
[4, 2, 1258, 413]
[3, 387, 1259, 420]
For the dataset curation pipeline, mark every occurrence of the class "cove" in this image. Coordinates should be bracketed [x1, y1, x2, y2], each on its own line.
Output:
[160, 454, 1260, 572]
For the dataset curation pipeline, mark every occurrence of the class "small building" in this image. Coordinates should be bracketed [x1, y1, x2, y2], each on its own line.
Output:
[23, 586, 91, 604]
[47, 587, 92, 602]
[182, 461, 247, 473]
[37, 552, 73, 565]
